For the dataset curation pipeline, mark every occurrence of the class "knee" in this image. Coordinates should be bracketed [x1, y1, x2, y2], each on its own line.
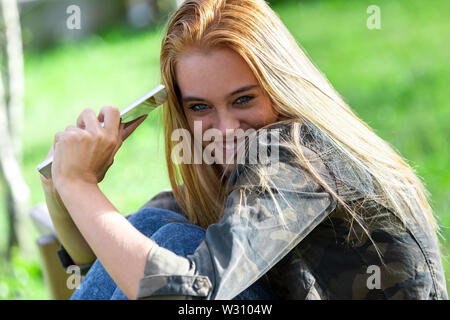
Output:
[151, 222, 206, 257]
[127, 208, 188, 236]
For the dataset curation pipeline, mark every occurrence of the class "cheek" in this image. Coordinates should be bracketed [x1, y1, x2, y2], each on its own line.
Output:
[186, 116, 211, 143]
[186, 115, 195, 132]
[263, 104, 279, 125]
[244, 103, 278, 127]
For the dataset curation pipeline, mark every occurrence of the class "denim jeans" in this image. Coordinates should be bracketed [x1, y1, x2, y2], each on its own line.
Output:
[70, 208, 275, 300]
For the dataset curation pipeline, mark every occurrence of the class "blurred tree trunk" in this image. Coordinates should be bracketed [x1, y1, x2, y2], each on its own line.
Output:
[0, 0, 31, 258]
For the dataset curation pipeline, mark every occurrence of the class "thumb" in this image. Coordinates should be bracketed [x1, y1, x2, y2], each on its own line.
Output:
[46, 144, 55, 160]
[119, 115, 148, 142]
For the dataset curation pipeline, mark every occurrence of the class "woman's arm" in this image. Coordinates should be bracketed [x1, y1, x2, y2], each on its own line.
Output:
[40, 108, 149, 267]
[55, 179, 155, 300]
[41, 174, 96, 265]
[48, 106, 148, 298]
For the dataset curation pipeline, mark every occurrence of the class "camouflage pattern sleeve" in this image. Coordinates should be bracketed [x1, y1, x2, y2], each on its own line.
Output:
[136, 125, 338, 299]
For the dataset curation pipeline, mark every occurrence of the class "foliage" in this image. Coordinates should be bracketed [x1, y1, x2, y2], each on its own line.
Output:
[0, 247, 48, 299]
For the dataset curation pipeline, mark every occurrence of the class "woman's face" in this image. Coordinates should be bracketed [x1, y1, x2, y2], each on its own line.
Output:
[175, 47, 279, 171]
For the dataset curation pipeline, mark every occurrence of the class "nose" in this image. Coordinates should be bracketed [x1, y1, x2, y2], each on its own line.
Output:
[214, 108, 240, 139]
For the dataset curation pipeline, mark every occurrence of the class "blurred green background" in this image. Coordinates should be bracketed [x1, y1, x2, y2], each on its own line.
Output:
[0, 0, 449, 299]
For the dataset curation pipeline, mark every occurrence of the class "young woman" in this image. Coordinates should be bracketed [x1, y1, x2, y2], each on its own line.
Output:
[40, 0, 447, 299]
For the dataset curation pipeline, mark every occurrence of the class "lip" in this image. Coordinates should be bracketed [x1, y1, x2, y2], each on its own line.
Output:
[223, 146, 237, 155]
[211, 140, 240, 155]
[222, 140, 245, 156]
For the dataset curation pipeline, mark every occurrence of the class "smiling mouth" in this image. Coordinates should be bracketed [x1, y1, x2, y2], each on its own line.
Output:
[223, 143, 236, 152]
[217, 138, 245, 154]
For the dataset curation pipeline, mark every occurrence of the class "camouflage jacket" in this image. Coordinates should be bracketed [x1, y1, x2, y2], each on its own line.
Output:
[134, 120, 448, 300]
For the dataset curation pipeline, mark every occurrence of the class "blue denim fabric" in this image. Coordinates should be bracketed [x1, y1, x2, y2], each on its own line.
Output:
[70, 208, 275, 300]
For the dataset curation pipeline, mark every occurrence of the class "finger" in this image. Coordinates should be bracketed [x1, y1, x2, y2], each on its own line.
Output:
[45, 143, 55, 160]
[77, 108, 102, 135]
[54, 131, 64, 144]
[99, 106, 120, 136]
[52, 126, 78, 152]
[120, 115, 148, 141]
[76, 111, 86, 129]
[65, 125, 78, 132]
[54, 127, 86, 144]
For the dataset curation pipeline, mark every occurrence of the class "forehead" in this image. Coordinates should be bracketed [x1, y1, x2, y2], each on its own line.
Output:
[175, 47, 258, 97]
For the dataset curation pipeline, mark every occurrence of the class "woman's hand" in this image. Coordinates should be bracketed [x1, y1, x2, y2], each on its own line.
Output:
[51, 106, 147, 190]
[40, 144, 58, 196]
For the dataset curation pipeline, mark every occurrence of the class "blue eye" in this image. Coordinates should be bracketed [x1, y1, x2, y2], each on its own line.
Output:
[189, 104, 210, 112]
[234, 95, 254, 105]
[188, 95, 254, 112]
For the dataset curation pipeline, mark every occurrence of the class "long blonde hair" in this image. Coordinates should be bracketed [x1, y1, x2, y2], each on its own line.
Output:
[159, 0, 439, 246]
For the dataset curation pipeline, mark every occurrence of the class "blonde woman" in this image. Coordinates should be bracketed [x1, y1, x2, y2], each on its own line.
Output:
[40, 0, 447, 299]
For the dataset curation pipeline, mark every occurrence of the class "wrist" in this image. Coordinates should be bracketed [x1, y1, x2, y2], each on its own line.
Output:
[40, 175, 56, 195]
[54, 179, 102, 217]
[54, 177, 99, 196]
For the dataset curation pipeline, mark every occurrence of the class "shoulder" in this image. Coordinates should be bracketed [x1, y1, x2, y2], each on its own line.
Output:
[235, 119, 378, 202]
[224, 121, 339, 213]
[267, 120, 377, 201]
[229, 120, 337, 193]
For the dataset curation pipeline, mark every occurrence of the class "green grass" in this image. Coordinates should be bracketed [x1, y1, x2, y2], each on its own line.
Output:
[1, 0, 448, 299]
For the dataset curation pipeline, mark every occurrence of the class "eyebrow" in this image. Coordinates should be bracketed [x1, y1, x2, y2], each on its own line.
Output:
[181, 84, 259, 103]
